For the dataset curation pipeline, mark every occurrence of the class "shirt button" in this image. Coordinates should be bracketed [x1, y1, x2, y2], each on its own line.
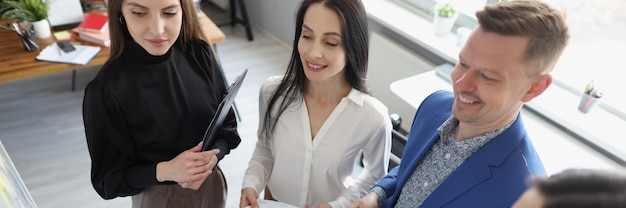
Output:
[423, 182, 429, 187]
[445, 153, 451, 159]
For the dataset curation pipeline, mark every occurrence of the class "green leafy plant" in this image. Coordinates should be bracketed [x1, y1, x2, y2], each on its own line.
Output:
[1, 0, 49, 22]
[435, 2, 457, 18]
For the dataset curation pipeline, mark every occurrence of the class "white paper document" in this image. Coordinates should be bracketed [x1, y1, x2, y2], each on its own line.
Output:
[36, 43, 101, 65]
[244, 200, 298, 208]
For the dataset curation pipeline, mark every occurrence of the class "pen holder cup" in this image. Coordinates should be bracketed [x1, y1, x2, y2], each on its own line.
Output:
[578, 93, 600, 113]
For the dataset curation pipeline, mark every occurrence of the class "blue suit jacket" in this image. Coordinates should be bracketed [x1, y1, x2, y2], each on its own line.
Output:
[377, 90, 546, 208]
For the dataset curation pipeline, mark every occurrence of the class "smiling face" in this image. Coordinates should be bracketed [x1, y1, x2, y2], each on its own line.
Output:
[297, 3, 346, 85]
[121, 0, 182, 56]
[451, 27, 550, 131]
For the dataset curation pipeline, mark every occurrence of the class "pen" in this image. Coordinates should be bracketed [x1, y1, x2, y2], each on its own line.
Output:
[584, 81, 594, 95]
[593, 90, 603, 98]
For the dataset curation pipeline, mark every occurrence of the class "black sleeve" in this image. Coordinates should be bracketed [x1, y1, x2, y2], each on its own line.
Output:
[82, 80, 146, 199]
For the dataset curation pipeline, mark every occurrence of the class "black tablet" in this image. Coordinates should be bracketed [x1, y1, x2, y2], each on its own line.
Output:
[201, 68, 248, 151]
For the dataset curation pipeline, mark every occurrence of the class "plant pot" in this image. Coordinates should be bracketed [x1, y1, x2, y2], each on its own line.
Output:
[31, 19, 51, 39]
[433, 15, 457, 36]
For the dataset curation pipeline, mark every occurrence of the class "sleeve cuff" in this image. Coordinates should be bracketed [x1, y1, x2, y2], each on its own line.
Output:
[370, 186, 387, 208]
[125, 163, 161, 188]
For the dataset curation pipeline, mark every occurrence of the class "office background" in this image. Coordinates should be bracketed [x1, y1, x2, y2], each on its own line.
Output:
[0, 0, 624, 207]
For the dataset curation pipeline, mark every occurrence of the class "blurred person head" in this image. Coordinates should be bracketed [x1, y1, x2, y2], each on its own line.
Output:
[513, 168, 626, 208]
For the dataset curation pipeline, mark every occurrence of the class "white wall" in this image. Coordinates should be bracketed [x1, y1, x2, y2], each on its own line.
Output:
[245, 0, 299, 46]
[368, 32, 435, 131]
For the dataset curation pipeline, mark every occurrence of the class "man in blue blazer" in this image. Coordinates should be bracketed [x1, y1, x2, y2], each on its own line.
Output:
[349, 1, 570, 207]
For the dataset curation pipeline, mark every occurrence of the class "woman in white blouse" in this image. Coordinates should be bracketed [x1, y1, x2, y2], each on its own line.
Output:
[239, 0, 392, 207]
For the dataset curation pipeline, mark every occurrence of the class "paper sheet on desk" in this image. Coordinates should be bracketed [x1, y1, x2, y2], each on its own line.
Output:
[36, 43, 101, 65]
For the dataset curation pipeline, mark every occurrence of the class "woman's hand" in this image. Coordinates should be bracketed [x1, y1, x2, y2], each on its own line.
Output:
[348, 192, 379, 208]
[239, 187, 259, 208]
[156, 142, 220, 190]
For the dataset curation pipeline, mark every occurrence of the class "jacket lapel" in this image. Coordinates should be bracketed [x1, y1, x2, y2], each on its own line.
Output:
[420, 113, 526, 207]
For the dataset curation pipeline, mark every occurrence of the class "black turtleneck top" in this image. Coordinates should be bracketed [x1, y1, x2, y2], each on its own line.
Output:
[82, 38, 241, 200]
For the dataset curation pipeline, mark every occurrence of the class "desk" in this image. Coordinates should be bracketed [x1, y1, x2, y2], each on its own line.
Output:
[389, 64, 453, 109]
[0, 11, 225, 90]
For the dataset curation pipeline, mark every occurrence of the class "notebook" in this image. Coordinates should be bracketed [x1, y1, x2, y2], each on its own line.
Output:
[73, 27, 111, 47]
[35, 42, 101, 65]
[77, 13, 109, 33]
[201, 68, 248, 151]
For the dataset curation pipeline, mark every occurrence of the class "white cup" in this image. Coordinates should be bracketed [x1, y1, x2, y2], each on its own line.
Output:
[456, 27, 472, 47]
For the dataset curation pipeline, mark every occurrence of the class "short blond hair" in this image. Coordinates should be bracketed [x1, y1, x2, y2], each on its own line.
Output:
[476, 0, 570, 76]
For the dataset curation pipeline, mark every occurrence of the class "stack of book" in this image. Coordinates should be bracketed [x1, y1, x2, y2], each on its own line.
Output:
[72, 12, 110, 47]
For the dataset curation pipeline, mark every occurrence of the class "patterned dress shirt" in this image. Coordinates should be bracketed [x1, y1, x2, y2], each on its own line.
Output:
[393, 116, 514, 207]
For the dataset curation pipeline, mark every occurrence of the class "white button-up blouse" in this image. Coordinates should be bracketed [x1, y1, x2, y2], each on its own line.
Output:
[242, 76, 392, 208]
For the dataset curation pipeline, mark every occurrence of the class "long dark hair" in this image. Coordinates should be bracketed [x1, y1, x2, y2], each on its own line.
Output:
[261, 0, 369, 142]
[107, 0, 207, 60]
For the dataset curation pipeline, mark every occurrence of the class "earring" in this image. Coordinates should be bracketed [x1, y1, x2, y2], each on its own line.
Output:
[119, 16, 126, 25]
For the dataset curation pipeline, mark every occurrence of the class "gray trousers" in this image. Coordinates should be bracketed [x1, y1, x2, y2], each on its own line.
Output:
[132, 166, 227, 208]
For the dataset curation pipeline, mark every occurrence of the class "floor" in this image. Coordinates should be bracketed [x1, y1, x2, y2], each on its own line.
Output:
[0, 4, 291, 207]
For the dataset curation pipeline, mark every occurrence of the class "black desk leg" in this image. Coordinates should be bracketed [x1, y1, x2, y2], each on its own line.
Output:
[237, 0, 253, 41]
[228, 0, 254, 41]
[229, 0, 237, 28]
[72, 70, 76, 91]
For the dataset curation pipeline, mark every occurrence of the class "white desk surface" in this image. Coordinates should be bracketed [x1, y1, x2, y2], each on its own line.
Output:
[389, 70, 452, 109]
[389, 70, 626, 174]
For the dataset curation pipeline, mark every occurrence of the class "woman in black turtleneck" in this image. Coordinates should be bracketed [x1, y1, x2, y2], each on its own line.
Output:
[82, 0, 240, 207]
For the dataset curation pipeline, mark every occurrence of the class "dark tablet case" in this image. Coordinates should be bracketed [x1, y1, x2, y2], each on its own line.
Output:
[201, 68, 248, 151]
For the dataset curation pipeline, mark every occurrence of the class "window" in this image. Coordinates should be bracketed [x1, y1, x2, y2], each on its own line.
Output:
[399, 0, 500, 30]
[543, 0, 626, 117]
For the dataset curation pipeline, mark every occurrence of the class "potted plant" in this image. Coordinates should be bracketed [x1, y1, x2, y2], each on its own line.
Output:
[1, 0, 51, 39]
[433, 2, 458, 36]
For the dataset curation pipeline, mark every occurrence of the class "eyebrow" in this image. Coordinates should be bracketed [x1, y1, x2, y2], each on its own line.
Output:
[125, 2, 179, 10]
[302, 24, 342, 37]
